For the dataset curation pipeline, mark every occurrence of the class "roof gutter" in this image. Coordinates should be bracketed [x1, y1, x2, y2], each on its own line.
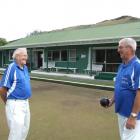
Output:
[0, 35, 140, 50]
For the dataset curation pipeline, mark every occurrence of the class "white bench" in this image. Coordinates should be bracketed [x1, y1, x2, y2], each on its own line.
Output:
[4, 64, 9, 68]
[40, 61, 77, 73]
[55, 67, 77, 74]
[85, 64, 103, 74]
[48, 61, 55, 70]
[40, 61, 55, 71]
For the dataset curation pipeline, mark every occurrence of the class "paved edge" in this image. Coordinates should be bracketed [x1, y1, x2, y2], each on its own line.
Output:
[0, 72, 114, 91]
[31, 76, 114, 91]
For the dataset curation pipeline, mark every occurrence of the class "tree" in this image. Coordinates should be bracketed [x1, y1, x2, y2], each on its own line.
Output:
[27, 30, 43, 37]
[0, 38, 8, 46]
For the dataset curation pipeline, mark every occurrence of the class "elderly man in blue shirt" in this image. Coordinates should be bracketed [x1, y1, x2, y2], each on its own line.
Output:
[0, 48, 32, 140]
[107, 38, 140, 140]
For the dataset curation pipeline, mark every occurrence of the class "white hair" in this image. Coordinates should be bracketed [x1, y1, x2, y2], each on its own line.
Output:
[12, 48, 27, 60]
[119, 38, 137, 51]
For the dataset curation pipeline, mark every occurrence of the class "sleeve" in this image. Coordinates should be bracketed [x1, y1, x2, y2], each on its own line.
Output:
[0, 64, 15, 89]
[133, 62, 140, 90]
[25, 65, 30, 80]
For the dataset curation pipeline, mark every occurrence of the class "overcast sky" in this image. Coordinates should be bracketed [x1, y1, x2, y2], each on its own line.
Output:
[0, 0, 140, 41]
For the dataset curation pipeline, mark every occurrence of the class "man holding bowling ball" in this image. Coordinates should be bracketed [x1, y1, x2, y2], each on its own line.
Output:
[100, 38, 140, 140]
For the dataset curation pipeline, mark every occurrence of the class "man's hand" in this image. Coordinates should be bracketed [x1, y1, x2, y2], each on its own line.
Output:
[0, 87, 7, 104]
[108, 98, 114, 107]
[126, 117, 136, 129]
[0, 93, 7, 104]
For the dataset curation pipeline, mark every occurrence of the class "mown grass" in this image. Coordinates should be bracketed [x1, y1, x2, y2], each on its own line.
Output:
[0, 80, 119, 140]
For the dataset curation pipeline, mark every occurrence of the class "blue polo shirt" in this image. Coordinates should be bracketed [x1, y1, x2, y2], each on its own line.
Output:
[0, 61, 32, 100]
[115, 56, 140, 119]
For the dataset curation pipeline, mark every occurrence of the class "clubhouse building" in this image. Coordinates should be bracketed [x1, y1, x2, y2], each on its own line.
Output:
[0, 17, 140, 79]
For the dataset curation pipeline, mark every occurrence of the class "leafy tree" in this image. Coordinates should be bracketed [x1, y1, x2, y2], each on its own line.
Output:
[27, 30, 43, 37]
[0, 38, 7, 46]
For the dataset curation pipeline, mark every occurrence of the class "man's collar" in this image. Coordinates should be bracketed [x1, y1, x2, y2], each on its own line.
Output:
[122, 56, 137, 67]
[14, 61, 25, 70]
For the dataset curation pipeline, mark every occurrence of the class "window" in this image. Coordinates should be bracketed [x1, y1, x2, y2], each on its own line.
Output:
[48, 51, 53, 61]
[53, 51, 60, 61]
[136, 48, 140, 58]
[9, 50, 14, 61]
[61, 50, 67, 61]
[96, 50, 105, 63]
[69, 49, 76, 61]
[48, 49, 76, 62]
[106, 49, 121, 63]
[48, 50, 60, 61]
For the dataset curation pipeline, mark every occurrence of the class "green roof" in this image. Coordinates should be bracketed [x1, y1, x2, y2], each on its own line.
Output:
[1, 21, 140, 49]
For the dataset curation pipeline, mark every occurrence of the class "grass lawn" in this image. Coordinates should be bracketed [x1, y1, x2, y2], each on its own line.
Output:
[0, 80, 119, 140]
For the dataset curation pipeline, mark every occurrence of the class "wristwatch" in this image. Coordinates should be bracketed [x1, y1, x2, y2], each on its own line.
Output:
[130, 112, 138, 118]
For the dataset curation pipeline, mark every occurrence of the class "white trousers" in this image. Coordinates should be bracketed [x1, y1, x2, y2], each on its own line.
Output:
[117, 114, 140, 140]
[6, 99, 30, 140]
